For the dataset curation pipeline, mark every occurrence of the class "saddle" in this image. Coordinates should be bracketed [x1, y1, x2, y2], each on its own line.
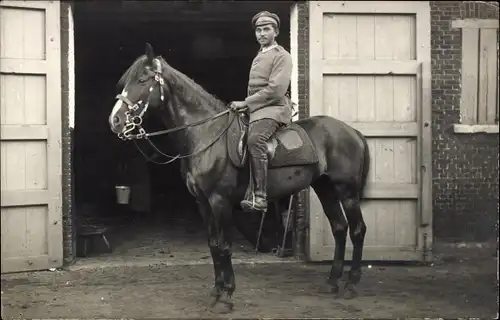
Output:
[227, 112, 319, 169]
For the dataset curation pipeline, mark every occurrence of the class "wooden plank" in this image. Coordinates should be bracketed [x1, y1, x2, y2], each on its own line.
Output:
[322, 13, 341, 59]
[364, 183, 419, 199]
[44, 0, 63, 271]
[391, 14, 416, 60]
[452, 19, 499, 30]
[0, 0, 48, 9]
[337, 15, 357, 60]
[0, 256, 51, 273]
[357, 76, 376, 121]
[315, 246, 422, 262]
[349, 16, 375, 121]
[0, 6, 46, 60]
[307, 1, 325, 261]
[416, 2, 433, 246]
[339, 77, 359, 121]
[416, 63, 425, 226]
[346, 121, 418, 137]
[323, 76, 340, 117]
[1, 190, 49, 206]
[1, 141, 48, 192]
[0, 74, 47, 125]
[460, 28, 480, 124]
[478, 28, 498, 124]
[0, 59, 47, 74]
[315, 1, 424, 14]
[0, 125, 48, 140]
[309, 1, 323, 116]
[453, 124, 499, 133]
[478, 28, 492, 123]
[323, 60, 420, 75]
[393, 76, 417, 122]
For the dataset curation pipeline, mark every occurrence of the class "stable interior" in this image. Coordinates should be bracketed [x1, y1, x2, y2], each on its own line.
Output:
[72, 0, 293, 265]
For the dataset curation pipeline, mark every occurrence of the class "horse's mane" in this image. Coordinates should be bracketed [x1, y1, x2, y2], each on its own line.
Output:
[117, 55, 227, 112]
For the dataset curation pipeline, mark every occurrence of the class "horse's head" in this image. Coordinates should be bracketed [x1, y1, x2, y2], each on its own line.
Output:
[109, 43, 166, 139]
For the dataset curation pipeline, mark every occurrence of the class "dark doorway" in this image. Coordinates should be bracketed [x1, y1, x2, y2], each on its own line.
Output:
[72, 0, 293, 262]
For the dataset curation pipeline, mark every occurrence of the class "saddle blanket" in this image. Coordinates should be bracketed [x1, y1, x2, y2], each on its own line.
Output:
[227, 113, 319, 169]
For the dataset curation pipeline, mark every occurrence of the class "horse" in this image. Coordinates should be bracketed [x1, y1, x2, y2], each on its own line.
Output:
[108, 43, 370, 314]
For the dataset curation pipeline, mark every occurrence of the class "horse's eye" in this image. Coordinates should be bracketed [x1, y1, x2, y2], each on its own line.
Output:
[138, 75, 149, 83]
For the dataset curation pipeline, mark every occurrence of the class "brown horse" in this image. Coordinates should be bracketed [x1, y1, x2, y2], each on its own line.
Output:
[108, 43, 370, 313]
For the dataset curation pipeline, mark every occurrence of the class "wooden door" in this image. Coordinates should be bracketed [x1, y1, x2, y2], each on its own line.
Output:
[307, 1, 432, 261]
[1, 0, 63, 273]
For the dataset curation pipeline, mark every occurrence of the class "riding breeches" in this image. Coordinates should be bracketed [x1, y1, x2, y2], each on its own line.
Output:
[247, 119, 281, 160]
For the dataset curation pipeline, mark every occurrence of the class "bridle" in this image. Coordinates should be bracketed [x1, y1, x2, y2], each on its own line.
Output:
[116, 71, 165, 141]
[114, 58, 236, 164]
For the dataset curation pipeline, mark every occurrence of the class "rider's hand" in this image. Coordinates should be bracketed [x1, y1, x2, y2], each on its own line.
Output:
[229, 101, 248, 112]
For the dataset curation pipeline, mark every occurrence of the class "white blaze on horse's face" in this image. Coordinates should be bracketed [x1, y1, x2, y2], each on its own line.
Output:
[109, 88, 128, 133]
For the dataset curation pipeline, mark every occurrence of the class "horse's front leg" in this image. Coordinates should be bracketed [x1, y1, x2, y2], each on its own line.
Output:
[196, 200, 223, 305]
[202, 194, 235, 314]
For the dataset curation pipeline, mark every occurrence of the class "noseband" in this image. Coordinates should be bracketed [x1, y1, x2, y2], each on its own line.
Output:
[113, 59, 236, 164]
[116, 62, 166, 140]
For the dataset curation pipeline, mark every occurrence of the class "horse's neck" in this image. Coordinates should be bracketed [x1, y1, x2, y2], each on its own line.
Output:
[163, 66, 224, 122]
[162, 86, 226, 155]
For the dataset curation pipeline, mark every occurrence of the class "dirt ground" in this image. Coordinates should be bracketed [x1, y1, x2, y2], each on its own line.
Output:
[1, 246, 498, 319]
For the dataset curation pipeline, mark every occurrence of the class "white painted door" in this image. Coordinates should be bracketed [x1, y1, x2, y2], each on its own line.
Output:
[308, 1, 432, 261]
[1, 0, 63, 273]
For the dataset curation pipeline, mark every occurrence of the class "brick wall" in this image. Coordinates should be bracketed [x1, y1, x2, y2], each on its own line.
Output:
[295, 1, 310, 259]
[60, 1, 75, 264]
[431, 1, 499, 242]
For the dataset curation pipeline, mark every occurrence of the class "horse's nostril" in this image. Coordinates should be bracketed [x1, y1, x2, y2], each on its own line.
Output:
[113, 116, 120, 124]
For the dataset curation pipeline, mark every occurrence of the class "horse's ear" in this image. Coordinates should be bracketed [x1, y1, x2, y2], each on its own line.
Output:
[145, 42, 155, 65]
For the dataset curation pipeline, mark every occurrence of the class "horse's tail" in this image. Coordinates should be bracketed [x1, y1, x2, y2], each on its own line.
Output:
[356, 129, 370, 200]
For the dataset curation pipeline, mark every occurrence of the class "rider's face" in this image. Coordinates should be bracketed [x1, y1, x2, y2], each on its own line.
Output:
[255, 24, 278, 47]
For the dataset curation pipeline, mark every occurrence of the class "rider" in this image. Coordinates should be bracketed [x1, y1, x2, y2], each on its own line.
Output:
[230, 11, 293, 213]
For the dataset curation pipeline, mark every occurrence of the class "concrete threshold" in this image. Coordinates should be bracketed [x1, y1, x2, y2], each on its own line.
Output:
[68, 256, 301, 271]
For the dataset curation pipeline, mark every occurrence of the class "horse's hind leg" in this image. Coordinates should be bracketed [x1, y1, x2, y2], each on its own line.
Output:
[341, 196, 367, 299]
[312, 177, 348, 296]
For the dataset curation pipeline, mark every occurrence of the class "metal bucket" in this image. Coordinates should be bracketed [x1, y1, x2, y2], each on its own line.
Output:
[115, 185, 131, 205]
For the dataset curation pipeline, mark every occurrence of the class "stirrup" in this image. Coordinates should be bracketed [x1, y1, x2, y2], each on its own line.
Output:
[241, 192, 267, 212]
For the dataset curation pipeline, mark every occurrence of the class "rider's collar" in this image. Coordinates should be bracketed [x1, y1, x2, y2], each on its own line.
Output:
[260, 43, 278, 53]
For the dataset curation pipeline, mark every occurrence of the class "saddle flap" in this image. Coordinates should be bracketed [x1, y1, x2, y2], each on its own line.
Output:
[276, 130, 303, 150]
[227, 119, 319, 169]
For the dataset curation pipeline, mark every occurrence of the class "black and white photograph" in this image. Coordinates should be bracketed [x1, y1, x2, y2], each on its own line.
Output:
[0, 0, 498, 318]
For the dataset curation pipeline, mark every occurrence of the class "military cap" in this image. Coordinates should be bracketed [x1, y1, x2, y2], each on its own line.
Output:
[252, 11, 280, 29]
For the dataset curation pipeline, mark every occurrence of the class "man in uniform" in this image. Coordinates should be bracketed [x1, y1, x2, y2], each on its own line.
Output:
[230, 11, 293, 213]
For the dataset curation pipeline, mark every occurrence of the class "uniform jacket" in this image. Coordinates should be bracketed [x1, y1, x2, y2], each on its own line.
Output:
[244, 44, 293, 124]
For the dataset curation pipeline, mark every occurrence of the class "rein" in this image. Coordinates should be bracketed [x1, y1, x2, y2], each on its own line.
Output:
[115, 66, 238, 165]
[134, 110, 236, 165]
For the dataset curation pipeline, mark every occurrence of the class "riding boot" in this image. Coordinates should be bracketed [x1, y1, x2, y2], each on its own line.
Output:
[241, 157, 268, 212]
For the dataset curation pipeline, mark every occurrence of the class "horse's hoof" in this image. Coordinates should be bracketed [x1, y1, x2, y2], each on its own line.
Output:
[330, 283, 340, 293]
[344, 284, 358, 299]
[208, 295, 220, 308]
[209, 292, 233, 314]
[208, 286, 221, 307]
[325, 278, 341, 296]
[210, 301, 233, 314]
